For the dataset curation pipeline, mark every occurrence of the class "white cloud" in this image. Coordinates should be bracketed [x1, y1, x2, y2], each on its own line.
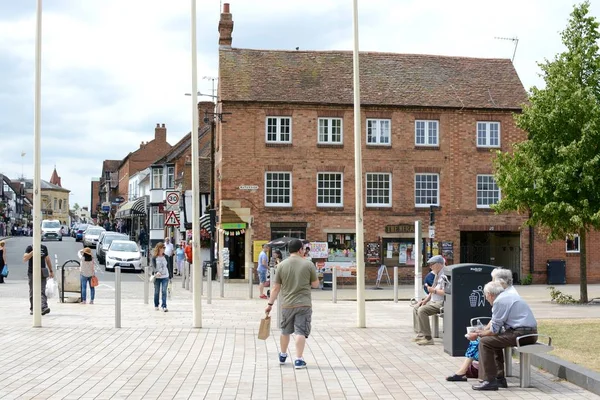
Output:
[0, 0, 597, 209]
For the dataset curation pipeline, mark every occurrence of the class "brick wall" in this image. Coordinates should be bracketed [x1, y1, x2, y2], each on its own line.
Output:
[216, 102, 599, 283]
[532, 230, 600, 284]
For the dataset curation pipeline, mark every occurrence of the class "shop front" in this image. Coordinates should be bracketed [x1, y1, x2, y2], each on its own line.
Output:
[222, 222, 246, 279]
[115, 196, 148, 241]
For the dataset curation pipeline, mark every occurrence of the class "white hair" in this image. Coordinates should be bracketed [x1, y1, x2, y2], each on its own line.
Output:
[484, 281, 505, 297]
[491, 267, 513, 286]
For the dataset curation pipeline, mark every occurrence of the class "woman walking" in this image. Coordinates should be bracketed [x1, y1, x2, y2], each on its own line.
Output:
[78, 247, 96, 304]
[152, 242, 169, 312]
[0, 240, 7, 284]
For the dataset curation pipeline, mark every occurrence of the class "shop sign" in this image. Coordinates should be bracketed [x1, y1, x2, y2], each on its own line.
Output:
[385, 224, 415, 234]
[222, 222, 246, 230]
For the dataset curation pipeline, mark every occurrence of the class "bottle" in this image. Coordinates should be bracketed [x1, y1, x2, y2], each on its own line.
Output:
[477, 319, 484, 331]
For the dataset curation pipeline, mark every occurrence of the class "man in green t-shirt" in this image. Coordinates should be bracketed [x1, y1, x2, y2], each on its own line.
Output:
[265, 239, 319, 369]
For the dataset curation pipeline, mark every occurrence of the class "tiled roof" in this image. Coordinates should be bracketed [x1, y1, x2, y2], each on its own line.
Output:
[219, 49, 528, 110]
[102, 160, 121, 172]
[153, 125, 212, 165]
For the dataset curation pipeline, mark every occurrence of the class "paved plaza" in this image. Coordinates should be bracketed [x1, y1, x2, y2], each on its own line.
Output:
[1, 277, 599, 400]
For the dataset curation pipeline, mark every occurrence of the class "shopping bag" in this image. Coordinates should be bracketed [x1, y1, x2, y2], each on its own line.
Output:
[258, 313, 271, 340]
[90, 276, 99, 287]
[1, 264, 8, 277]
[46, 278, 57, 298]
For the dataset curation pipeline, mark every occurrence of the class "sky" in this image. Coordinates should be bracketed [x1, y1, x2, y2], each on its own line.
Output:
[0, 0, 597, 209]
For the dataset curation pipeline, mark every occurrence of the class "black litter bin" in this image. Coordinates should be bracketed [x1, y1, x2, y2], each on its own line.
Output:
[202, 261, 218, 281]
[443, 263, 495, 356]
[547, 259, 566, 284]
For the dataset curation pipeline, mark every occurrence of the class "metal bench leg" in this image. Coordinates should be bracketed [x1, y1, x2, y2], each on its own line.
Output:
[431, 315, 439, 338]
[520, 352, 531, 388]
[504, 347, 513, 377]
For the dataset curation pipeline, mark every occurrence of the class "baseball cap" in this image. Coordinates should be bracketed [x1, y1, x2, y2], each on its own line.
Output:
[427, 255, 445, 265]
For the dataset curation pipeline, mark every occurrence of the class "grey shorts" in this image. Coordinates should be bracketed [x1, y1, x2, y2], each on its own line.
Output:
[280, 307, 312, 337]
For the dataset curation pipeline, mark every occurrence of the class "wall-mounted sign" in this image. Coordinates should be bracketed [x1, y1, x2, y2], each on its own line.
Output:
[222, 222, 247, 230]
[239, 185, 259, 191]
[385, 224, 415, 234]
[113, 196, 125, 203]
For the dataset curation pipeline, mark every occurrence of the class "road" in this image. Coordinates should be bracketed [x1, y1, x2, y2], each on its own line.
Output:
[3, 235, 144, 282]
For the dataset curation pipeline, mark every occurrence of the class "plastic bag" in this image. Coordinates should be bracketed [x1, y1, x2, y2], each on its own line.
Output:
[46, 278, 57, 298]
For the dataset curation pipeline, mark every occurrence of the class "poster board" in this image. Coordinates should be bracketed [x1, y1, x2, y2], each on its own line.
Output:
[253, 240, 268, 263]
[365, 242, 381, 264]
[309, 242, 328, 259]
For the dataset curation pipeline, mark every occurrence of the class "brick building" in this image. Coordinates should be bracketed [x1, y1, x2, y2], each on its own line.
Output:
[214, 4, 598, 284]
[117, 123, 172, 200]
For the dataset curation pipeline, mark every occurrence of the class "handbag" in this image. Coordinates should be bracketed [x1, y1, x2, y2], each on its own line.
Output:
[257, 312, 271, 340]
[90, 275, 99, 287]
[41, 267, 49, 278]
[149, 274, 155, 283]
[1, 265, 8, 277]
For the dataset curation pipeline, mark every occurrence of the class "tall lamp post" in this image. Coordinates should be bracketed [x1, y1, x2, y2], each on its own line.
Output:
[190, 0, 202, 328]
[32, 0, 43, 327]
[352, 0, 366, 328]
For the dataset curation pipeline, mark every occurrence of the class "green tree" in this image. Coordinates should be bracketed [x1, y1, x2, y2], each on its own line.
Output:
[493, 1, 600, 303]
[73, 203, 80, 211]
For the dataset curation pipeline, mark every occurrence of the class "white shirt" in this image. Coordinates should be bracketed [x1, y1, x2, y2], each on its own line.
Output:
[164, 242, 174, 257]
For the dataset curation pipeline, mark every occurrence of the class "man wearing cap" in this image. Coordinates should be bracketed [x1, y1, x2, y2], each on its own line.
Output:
[412, 255, 447, 345]
[265, 239, 320, 369]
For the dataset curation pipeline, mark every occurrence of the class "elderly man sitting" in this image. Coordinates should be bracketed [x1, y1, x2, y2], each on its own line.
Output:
[412, 255, 447, 345]
[491, 267, 518, 294]
[468, 281, 538, 391]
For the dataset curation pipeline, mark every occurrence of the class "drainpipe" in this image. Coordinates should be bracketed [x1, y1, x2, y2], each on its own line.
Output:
[529, 213, 534, 275]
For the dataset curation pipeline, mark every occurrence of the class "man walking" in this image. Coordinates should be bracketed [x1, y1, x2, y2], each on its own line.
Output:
[23, 243, 54, 315]
[412, 255, 447, 345]
[265, 239, 319, 369]
[257, 243, 269, 299]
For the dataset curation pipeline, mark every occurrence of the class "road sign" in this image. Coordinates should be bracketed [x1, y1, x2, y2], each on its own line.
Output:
[164, 210, 180, 226]
[166, 191, 180, 211]
[429, 226, 436, 239]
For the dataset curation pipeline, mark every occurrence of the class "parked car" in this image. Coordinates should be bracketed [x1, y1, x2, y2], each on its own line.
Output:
[41, 219, 62, 241]
[105, 240, 142, 272]
[83, 227, 106, 248]
[75, 224, 90, 242]
[97, 232, 128, 264]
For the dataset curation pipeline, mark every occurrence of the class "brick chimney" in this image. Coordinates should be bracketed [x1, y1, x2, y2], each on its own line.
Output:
[198, 101, 216, 127]
[155, 123, 167, 143]
[218, 3, 234, 47]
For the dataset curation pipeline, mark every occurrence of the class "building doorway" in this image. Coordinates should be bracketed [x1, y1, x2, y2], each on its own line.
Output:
[460, 231, 521, 282]
[224, 232, 245, 279]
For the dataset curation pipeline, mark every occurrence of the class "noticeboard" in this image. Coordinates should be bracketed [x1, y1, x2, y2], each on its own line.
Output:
[365, 242, 381, 264]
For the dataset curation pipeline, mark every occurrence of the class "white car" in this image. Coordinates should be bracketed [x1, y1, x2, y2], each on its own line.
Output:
[105, 240, 142, 272]
[83, 227, 106, 248]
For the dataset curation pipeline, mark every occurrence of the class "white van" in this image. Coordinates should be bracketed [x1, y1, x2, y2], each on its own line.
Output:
[41, 219, 63, 241]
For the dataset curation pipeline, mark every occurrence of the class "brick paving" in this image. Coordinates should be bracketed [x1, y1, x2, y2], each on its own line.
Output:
[1, 277, 599, 400]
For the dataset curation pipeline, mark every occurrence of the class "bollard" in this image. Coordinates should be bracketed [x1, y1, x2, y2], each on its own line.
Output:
[332, 267, 337, 304]
[207, 267, 212, 304]
[115, 266, 121, 328]
[183, 261, 189, 290]
[394, 266, 399, 303]
[269, 267, 275, 295]
[220, 262, 225, 298]
[248, 266, 253, 299]
[200, 265, 204, 296]
[144, 267, 150, 304]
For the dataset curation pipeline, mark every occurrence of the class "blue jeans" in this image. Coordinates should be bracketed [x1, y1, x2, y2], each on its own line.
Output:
[154, 277, 169, 308]
[80, 275, 95, 302]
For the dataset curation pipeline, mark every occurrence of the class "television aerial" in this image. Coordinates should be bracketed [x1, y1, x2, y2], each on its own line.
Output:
[495, 36, 519, 62]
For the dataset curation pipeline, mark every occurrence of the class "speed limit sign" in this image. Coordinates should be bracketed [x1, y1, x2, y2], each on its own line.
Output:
[166, 191, 180, 211]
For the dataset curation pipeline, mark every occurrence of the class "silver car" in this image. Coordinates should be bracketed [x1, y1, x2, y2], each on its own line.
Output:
[83, 227, 106, 248]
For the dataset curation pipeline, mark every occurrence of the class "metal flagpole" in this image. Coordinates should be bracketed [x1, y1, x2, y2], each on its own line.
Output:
[32, 0, 43, 328]
[352, 0, 366, 328]
[191, 0, 202, 328]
